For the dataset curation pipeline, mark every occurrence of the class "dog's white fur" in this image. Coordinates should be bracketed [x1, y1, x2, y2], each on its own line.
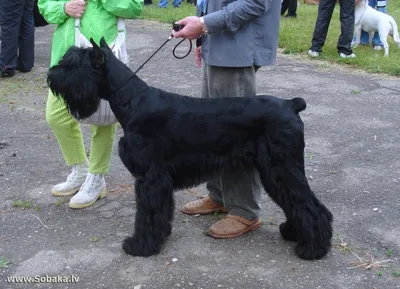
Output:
[352, 0, 400, 56]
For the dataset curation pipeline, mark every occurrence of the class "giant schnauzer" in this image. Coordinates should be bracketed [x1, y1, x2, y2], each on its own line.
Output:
[47, 37, 333, 260]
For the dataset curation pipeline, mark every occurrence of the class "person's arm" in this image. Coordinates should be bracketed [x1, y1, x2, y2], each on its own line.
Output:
[204, 0, 271, 33]
[173, 0, 271, 40]
[38, 0, 69, 24]
[100, 0, 144, 19]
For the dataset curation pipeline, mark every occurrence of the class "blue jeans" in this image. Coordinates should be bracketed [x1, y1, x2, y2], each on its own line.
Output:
[158, 0, 182, 7]
[357, 0, 388, 46]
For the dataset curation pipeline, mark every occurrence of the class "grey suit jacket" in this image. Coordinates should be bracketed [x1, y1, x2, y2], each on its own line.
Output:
[198, 0, 281, 67]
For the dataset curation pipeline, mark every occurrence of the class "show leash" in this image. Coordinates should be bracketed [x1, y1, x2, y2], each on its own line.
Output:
[133, 24, 193, 75]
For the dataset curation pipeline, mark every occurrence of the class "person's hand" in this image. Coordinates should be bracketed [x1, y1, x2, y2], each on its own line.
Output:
[64, 0, 86, 18]
[172, 16, 203, 40]
[194, 46, 202, 68]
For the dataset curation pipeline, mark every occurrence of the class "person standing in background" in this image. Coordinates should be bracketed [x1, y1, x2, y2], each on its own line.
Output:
[281, 0, 297, 18]
[308, 0, 356, 58]
[158, 0, 182, 8]
[0, 0, 35, 78]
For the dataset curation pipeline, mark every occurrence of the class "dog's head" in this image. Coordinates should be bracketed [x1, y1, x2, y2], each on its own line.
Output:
[47, 38, 115, 120]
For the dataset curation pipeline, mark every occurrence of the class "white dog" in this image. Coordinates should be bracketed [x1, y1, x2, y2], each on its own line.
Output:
[352, 0, 400, 57]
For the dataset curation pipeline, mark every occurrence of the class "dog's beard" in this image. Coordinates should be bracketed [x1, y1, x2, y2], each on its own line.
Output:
[47, 65, 103, 120]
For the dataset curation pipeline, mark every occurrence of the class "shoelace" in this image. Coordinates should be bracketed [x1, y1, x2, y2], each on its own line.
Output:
[80, 174, 102, 196]
[66, 166, 78, 182]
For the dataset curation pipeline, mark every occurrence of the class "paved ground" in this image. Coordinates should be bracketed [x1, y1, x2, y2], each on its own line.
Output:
[1, 20, 400, 289]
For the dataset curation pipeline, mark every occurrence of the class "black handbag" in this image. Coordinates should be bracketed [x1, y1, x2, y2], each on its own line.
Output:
[34, 0, 49, 27]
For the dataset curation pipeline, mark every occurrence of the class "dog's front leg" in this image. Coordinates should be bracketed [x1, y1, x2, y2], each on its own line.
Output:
[353, 26, 362, 48]
[122, 172, 174, 257]
[368, 32, 375, 47]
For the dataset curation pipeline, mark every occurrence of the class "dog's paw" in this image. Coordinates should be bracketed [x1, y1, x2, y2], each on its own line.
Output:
[122, 236, 161, 257]
[279, 221, 297, 242]
[295, 242, 330, 260]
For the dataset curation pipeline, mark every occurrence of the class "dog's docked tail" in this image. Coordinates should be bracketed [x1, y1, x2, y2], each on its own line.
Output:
[389, 16, 400, 47]
[290, 97, 307, 113]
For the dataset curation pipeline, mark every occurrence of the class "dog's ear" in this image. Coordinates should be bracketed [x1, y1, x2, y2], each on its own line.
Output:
[90, 37, 105, 68]
[99, 37, 111, 51]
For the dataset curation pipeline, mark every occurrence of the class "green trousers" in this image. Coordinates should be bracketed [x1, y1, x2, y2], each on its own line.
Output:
[46, 90, 116, 174]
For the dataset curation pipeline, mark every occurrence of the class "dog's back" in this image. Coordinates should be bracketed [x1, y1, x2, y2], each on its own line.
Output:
[141, 94, 307, 157]
[358, 2, 400, 42]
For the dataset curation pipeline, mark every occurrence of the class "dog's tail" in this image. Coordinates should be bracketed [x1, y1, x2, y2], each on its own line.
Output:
[290, 97, 307, 113]
[389, 16, 400, 47]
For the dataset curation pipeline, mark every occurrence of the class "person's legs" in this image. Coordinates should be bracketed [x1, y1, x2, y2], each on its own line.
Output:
[309, 0, 337, 53]
[17, 0, 35, 72]
[46, 90, 89, 196]
[46, 91, 88, 168]
[337, 0, 355, 56]
[281, 0, 289, 16]
[88, 124, 117, 175]
[0, 0, 24, 77]
[203, 64, 262, 221]
[287, 0, 298, 17]
[68, 123, 116, 209]
[172, 0, 181, 7]
[158, 0, 168, 8]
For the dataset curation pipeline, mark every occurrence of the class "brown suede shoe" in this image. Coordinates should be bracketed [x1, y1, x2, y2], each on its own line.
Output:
[206, 214, 263, 239]
[182, 195, 229, 215]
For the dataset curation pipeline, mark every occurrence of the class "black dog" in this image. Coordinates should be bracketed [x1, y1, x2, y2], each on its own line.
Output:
[47, 37, 333, 260]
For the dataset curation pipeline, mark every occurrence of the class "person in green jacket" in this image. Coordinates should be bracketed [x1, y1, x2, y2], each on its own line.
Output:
[38, 0, 144, 209]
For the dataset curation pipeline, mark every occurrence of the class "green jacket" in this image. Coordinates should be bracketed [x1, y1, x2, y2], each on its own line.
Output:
[38, 0, 144, 67]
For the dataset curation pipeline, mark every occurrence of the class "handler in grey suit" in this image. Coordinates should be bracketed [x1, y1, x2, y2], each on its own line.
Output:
[173, 0, 280, 238]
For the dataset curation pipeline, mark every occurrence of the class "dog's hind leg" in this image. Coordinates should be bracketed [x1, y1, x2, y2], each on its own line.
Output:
[378, 31, 390, 57]
[256, 138, 333, 260]
[122, 169, 174, 257]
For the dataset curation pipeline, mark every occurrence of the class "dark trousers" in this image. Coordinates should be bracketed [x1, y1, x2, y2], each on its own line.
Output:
[281, 0, 297, 17]
[310, 0, 354, 55]
[0, 0, 35, 72]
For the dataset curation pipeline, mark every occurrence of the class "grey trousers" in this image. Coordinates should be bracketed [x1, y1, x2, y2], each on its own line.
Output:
[201, 63, 262, 220]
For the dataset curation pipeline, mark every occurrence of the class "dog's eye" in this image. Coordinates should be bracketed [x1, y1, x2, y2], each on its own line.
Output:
[95, 56, 105, 68]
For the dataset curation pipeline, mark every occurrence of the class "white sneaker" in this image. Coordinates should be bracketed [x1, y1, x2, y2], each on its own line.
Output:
[51, 161, 89, 197]
[339, 52, 356, 58]
[308, 49, 320, 57]
[69, 173, 107, 209]
[373, 45, 383, 51]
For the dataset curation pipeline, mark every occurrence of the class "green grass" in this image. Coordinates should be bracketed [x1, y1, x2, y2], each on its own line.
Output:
[279, 2, 400, 75]
[139, 1, 400, 75]
[0, 257, 10, 268]
[12, 200, 33, 209]
[140, 0, 196, 23]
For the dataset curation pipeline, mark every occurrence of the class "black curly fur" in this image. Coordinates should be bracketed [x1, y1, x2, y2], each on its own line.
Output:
[47, 37, 333, 260]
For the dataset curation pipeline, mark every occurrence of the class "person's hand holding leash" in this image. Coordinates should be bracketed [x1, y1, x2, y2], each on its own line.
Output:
[65, 0, 87, 18]
[173, 16, 203, 40]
